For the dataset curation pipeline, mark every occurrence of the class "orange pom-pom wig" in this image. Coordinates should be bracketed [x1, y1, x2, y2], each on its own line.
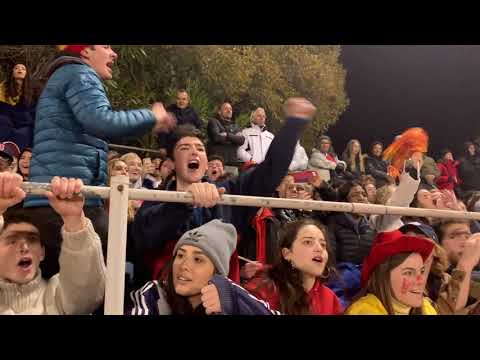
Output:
[382, 127, 429, 179]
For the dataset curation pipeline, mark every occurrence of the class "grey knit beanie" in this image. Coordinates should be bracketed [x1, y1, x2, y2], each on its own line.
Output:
[173, 220, 237, 276]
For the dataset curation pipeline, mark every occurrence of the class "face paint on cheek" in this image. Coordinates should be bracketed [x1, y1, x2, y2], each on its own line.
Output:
[415, 274, 424, 286]
[401, 278, 413, 295]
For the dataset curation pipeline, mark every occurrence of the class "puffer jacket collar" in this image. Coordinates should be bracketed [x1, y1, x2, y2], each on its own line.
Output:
[46, 56, 88, 78]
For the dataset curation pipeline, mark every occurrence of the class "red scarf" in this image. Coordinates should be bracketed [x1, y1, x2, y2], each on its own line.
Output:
[252, 208, 274, 264]
[326, 153, 336, 163]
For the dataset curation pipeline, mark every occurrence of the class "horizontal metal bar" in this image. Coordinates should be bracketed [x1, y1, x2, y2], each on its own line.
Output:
[108, 144, 163, 155]
[20, 181, 480, 221]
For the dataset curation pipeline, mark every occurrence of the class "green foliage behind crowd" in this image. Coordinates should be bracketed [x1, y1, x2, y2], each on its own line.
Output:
[0, 45, 349, 153]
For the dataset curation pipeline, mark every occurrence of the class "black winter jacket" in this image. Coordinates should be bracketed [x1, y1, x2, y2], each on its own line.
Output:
[166, 104, 203, 129]
[207, 116, 245, 165]
[326, 213, 376, 265]
[365, 155, 390, 188]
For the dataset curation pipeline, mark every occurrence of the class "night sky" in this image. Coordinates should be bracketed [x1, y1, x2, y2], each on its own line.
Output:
[326, 45, 480, 160]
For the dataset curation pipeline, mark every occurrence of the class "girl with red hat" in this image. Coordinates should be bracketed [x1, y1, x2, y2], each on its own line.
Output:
[243, 219, 343, 315]
[345, 230, 437, 315]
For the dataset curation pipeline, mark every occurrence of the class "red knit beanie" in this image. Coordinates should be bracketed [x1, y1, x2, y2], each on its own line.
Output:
[57, 45, 89, 54]
[360, 230, 434, 288]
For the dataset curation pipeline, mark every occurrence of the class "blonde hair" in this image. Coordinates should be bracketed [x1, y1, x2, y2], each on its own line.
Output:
[120, 152, 142, 165]
[345, 139, 365, 173]
[108, 159, 126, 183]
[431, 243, 449, 276]
[106, 158, 136, 223]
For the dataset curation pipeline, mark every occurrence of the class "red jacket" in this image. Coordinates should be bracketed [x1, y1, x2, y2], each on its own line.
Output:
[243, 272, 343, 315]
[436, 160, 460, 191]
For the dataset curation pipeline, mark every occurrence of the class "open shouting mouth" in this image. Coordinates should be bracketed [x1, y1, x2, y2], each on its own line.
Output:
[17, 257, 33, 273]
[188, 160, 200, 170]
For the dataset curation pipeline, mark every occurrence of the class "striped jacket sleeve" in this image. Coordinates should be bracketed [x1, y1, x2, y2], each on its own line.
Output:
[127, 281, 162, 315]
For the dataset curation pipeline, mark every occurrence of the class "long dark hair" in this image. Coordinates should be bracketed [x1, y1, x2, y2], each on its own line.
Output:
[266, 218, 336, 315]
[17, 147, 32, 179]
[159, 259, 207, 316]
[349, 253, 423, 315]
[4, 63, 35, 107]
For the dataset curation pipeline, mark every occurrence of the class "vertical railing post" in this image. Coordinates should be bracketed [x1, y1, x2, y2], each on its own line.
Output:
[104, 175, 130, 315]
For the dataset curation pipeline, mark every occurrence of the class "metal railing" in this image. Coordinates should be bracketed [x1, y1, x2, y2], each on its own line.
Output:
[108, 144, 163, 155]
[21, 177, 480, 314]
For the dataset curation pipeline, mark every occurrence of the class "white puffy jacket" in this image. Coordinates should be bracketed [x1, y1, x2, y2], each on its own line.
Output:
[237, 124, 275, 164]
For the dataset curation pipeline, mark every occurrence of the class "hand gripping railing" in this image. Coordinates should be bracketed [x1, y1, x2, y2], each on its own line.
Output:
[21, 176, 480, 314]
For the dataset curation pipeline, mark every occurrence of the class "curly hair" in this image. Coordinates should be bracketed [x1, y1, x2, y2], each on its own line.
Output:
[266, 219, 336, 315]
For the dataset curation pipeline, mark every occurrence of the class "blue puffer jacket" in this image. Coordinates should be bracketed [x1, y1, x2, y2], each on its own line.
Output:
[25, 56, 156, 207]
